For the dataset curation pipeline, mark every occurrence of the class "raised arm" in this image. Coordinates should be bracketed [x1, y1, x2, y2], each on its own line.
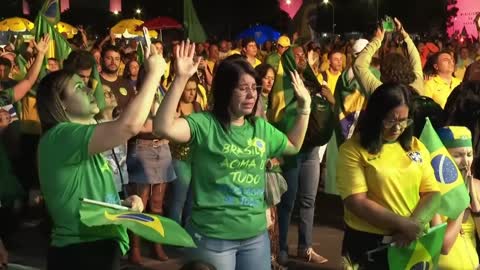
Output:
[394, 18, 424, 95]
[353, 28, 383, 94]
[282, 71, 311, 155]
[87, 46, 164, 155]
[153, 40, 200, 143]
[12, 34, 50, 102]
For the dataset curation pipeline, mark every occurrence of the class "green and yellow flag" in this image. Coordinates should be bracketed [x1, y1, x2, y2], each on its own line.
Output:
[267, 47, 335, 153]
[419, 118, 470, 219]
[79, 201, 196, 248]
[388, 223, 446, 270]
[183, 0, 207, 43]
[34, 0, 71, 78]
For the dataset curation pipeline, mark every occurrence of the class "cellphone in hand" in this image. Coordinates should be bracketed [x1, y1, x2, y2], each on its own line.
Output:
[382, 16, 395, 32]
[142, 27, 151, 52]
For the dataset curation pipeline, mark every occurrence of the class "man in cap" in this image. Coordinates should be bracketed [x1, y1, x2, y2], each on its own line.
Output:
[266, 35, 291, 71]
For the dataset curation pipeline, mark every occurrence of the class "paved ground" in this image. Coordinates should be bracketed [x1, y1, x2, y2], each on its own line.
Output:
[6, 193, 345, 270]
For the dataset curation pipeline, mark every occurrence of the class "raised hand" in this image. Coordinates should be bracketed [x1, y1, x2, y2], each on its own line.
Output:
[290, 70, 311, 109]
[375, 27, 385, 41]
[33, 34, 51, 55]
[393, 17, 403, 32]
[144, 44, 166, 77]
[175, 39, 200, 79]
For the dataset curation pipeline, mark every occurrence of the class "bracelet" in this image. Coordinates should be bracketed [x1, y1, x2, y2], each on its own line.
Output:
[297, 107, 311, 115]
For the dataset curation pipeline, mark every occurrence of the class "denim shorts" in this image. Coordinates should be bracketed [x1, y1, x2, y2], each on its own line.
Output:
[126, 142, 176, 184]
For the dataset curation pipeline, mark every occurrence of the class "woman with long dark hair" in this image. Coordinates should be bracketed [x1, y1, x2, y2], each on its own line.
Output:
[337, 83, 440, 268]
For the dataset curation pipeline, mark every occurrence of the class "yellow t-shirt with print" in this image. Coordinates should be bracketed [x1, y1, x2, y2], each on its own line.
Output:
[438, 214, 479, 269]
[424, 75, 462, 109]
[336, 136, 439, 235]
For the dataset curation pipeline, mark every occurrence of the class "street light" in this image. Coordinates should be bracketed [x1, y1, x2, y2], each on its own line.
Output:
[136, 8, 141, 14]
[322, 0, 335, 36]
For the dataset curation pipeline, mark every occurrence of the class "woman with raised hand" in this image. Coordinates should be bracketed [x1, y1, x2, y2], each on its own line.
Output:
[36, 45, 164, 270]
[153, 40, 311, 270]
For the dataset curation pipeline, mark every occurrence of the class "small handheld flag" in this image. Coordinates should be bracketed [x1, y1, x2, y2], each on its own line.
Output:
[80, 199, 196, 248]
[388, 223, 447, 270]
[419, 118, 470, 220]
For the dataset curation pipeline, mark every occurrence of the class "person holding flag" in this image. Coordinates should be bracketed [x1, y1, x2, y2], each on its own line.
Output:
[35, 44, 164, 269]
[430, 126, 479, 269]
[336, 83, 441, 269]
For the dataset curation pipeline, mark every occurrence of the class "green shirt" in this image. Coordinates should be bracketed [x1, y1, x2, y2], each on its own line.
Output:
[0, 88, 14, 107]
[186, 112, 287, 239]
[38, 122, 129, 253]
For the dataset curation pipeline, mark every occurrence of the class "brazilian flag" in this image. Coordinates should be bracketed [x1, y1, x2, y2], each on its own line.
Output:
[388, 223, 446, 270]
[419, 118, 470, 219]
[80, 201, 196, 248]
[267, 47, 334, 151]
[34, 0, 71, 76]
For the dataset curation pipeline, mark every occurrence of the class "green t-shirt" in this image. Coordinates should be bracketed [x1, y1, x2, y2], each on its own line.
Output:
[0, 88, 14, 107]
[38, 122, 129, 253]
[186, 112, 288, 240]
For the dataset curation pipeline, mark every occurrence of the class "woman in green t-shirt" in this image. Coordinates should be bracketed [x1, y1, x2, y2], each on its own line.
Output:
[35, 46, 164, 269]
[154, 41, 311, 270]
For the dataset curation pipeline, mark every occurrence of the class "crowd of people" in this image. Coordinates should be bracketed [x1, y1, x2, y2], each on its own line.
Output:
[0, 15, 480, 270]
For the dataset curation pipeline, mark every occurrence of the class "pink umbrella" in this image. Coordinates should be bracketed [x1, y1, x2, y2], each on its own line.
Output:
[279, 0, 303, 19]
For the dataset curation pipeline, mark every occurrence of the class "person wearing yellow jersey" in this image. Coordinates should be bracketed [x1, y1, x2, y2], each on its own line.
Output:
[337, 83, 440, 269]
[432, 126, 479, 270]
[424, 51, 461, 108]
[242, 38, 262, 68]
[317, 49, 343, 95]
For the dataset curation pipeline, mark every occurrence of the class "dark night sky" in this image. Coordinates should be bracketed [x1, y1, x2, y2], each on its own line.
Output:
[1, 0, 449, 39]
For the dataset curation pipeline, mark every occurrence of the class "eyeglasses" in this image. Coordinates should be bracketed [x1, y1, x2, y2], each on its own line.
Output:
[236, 84, 261, 95]
[383, 118, 413, 129]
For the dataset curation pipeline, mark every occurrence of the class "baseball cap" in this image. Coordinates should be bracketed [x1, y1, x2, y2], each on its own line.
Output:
[352, 38, 369, 56]
[277, 36, 291, 47]
[437, 126, 472, 148]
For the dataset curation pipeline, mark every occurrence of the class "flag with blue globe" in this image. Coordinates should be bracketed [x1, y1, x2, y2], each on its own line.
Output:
[419, 118, 469, 219]
[388, 223, 446, 270]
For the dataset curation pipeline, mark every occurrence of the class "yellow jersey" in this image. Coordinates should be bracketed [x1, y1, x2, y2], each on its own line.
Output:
[424, 75, 462, 109]
[438, 214, 479, 269]
[336, 136, 439, 235]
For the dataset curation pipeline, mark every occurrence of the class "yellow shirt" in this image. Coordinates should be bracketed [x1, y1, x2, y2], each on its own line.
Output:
[19, 96, 41, 134]
[253, 58, 262, 68]
[206, 60, 216, 74]
[196, 84, 208, 111]
[317, 69, 342, 94]
[438, 214, 479, 270]
[336, 136, 439, 235]
[424, 75, 462, 109]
